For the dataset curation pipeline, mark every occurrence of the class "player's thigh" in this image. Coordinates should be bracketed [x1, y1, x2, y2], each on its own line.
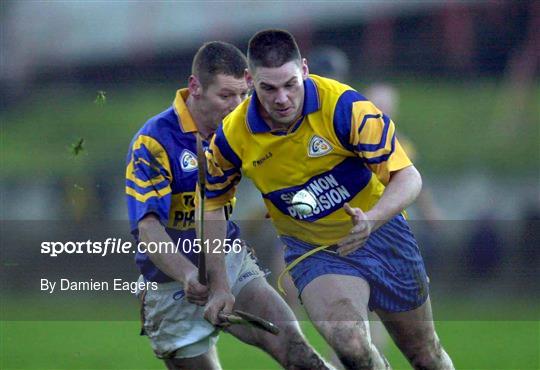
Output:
[164, 345, 222, 370]
[228, 276, 299, 346]
[300, 273, 373, 349]
[301, 274, 371, 322]
[375, 296, 439, 355]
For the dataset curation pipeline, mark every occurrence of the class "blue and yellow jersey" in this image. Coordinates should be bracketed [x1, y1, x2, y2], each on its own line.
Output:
[205, 75, 411, 246]
[126, 89, 238, 282]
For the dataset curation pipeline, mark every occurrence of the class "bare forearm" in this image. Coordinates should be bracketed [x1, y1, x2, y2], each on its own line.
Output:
[203, 208, 230, 293]
[138, 216, 197, 284]
[366, 165, 422, 229]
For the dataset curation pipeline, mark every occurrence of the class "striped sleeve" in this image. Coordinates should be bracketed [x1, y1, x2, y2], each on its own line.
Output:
[125, 134, 172, 230]
[333, 91, 412, 185]
[204, 124, 242, 210]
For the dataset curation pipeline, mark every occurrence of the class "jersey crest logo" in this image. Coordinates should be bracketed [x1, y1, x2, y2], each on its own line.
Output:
[308, 135, 333, 157]
[180, 150, 198, 172]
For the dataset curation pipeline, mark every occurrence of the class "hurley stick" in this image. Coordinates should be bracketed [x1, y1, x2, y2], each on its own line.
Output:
[195, 134, 279, 336]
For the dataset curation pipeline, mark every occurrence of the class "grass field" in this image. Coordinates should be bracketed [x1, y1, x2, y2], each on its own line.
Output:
[1, 297, 538, 369]
[1, 320, 538, 369]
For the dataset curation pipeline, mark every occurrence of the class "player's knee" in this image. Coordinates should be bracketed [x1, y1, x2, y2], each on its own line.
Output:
[408, 337, 446, 370]
[337, 347, 374, 370]
[330, 324, 374, 369]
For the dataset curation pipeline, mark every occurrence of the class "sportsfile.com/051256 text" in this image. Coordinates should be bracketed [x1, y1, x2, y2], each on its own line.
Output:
[40, 238, 243, 257]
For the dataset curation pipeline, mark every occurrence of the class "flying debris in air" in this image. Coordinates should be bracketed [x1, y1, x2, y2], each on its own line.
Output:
[70, 138, 85, 156]
[95, 90, 107, 105]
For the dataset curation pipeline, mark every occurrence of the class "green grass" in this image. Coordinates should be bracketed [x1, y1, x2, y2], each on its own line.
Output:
[1, 320, 538, 369]
[1, 84, 174, 178]
[1, 295, 538, 369]
[372, 79, 540, 176]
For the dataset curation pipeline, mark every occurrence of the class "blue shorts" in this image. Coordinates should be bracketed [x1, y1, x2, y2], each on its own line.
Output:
[281, 215, 429, 313]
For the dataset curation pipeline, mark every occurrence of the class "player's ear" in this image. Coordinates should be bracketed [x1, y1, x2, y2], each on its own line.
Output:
[188, 75, 202, 97]
[245, 69, 254, 89]
[301, 58, 309, 80]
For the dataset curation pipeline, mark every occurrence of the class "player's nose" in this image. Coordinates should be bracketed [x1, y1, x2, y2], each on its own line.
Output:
[274, 89, 288, 105]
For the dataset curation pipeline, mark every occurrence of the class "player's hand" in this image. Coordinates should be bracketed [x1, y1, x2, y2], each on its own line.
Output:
[204, 289, 235, 327]
[183, 270, 208, 306]
[336, 203, 374, 256]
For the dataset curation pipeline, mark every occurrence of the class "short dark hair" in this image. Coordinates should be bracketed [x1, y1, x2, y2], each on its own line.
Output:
[247, 29, 301, 70]
[192, 41, 247, 88]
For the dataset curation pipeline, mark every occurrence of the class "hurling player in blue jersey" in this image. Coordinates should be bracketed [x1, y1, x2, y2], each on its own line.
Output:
[203, 30, 454, 370]
[126, 41, 330, 370]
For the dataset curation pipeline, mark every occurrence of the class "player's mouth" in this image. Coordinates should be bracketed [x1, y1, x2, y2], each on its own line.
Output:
[275, 107, 294, 117]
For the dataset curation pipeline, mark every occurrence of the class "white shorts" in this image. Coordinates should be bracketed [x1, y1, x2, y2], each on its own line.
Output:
[138, 247, 266, 359]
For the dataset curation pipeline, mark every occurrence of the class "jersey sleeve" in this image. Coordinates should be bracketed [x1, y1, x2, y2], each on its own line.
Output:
[204, 124, 242, 210]
[333, 90, 412, 185]
[125, 134, 172, 230]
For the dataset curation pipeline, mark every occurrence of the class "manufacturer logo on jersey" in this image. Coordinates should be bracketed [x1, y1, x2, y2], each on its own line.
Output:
[308, 135, 333, 157]
[252, 151, 273, 167]
[173, 290, 185, 300]
[180, 150, 197, 172]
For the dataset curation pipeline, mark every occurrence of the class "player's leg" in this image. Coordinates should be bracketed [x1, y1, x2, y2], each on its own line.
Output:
[164, 344, 222, 370]
[227, 276, 332, 370]
[376, 297, 454, 370]
[139, 278, 224, 370]
[300, 274, 390, 370]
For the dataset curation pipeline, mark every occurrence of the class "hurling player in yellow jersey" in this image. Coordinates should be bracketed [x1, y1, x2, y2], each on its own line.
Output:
[126, 41, 330, 370]
[203, 30, 454, 370]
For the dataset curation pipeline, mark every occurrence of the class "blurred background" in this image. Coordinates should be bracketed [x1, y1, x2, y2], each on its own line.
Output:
[1, 1, 539, 369]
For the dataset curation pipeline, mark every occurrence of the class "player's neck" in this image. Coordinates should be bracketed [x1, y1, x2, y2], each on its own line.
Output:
[196, 123, 213, 140]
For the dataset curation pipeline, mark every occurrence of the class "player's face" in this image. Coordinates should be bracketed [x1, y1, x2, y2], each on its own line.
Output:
[200, 74, 249, 130]
[249, 59, 309, 128]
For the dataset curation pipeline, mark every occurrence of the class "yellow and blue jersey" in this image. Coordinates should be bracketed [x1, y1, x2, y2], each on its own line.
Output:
[205, 75, 412, 246]
[126, 89, 238, 282]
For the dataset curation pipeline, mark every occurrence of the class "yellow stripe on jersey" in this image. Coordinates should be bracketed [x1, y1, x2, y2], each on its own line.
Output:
[125, 135, 172, 200]
[127, 135, 172, 181]
[125, 185, 172, 203]
[350, 101, 382, 145]
[205, 173, 241, 192]
[206, 145, 237, 174]
[126, 159, 169, 188]
[205, 188, 238, 211]
[347, 100, 411, 185]
[351, 102, 394, 157]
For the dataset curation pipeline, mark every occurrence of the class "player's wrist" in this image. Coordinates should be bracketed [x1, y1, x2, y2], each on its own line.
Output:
[180, 266, 198, 285]
[364, 210, 386, 231]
